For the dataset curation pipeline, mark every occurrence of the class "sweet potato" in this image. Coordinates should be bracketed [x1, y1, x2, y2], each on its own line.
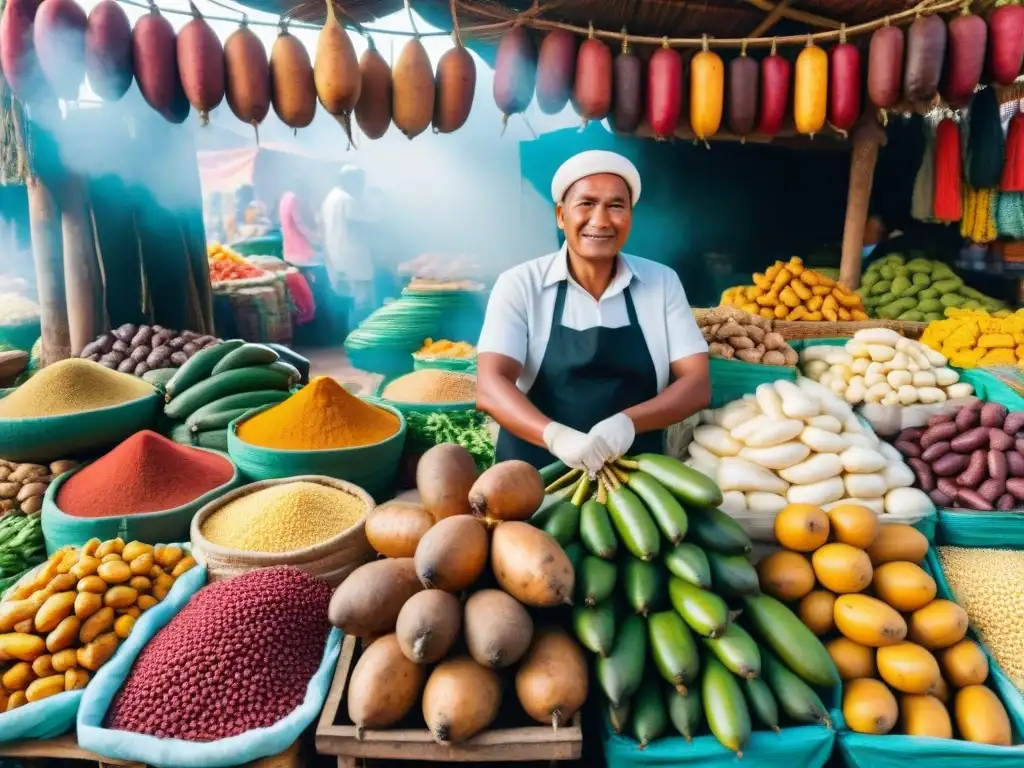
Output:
[989, 450, 1008, 481]
[1008, 451, 1024, 477]
[313, 0, 360, 117]
[921, 421, 957, 449]
[981, 403, 1008, 429]
[393, 37, 435, 139]
[957, 449, 988, 488]
[909, 458, 935, 491]
[270, 29, 316, 129]
[224, 23, 269, 132]
[956, 488, 992, 511]
[895, 440, 922, 459]
[33, 0, 86, 100]
[955, 405, 981, 431]
[930, 488, 954, 507]
[903, 14, 946, 103]
[177, 2, 225, 122]
[990, 429, 1013, 452]
[997, 493, 1015, 511]
[978, 478, 1005, 504]
[535, 29, 575, 115]
[131, 8, 177, 116]
[928, 413, 955, 426]
[938, 477, 960, 499]
[933, 452, 970, 477]
[1007, 477, 1024, 501]
[433, 45, 475, 134]
[951, 426, 990, 453]
[1004, 412, 1024, 435]
[85, 0, 132, 101]
[921, 442, 951, 463]
[610, 43, 642, 134]
[354, 39, 391, 140]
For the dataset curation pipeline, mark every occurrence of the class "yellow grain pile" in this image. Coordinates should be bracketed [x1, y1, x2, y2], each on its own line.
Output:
[381, 370, 476, 403]
[200, 481, 366, 553]
[0, 359, 154, 418]
[937, 546, 1024, 690]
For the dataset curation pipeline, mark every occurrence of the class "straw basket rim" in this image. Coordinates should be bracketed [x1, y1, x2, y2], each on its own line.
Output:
[190, 474, 376, 567]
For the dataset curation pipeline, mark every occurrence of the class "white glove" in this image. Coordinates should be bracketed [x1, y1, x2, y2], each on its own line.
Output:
[589, 413, 636, 461]
[543, 422, 612, 475]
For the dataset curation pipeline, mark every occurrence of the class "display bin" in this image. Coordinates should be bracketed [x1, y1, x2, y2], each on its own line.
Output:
[958, 369, 1024, 411]
[0, 319, 40, 353]
[837, 548, 1024, 768]
[708, 358, 796, 409]
[315, 635, 582, 766]
[937, 508, 1024, 548]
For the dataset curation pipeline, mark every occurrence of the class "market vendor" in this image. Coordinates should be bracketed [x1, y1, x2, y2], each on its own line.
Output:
[477, 150, 710, 473]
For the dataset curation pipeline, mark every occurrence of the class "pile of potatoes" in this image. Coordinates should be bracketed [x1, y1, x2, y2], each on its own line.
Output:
[0, 459, 79, 517]
[699, 307, 799, 366]
[79, 324, 219, 378]
[764, 505, 1013, 744]
[721, 257, 868, 322]
[0, 539, 196, 712]
[330, 445, 588, 744]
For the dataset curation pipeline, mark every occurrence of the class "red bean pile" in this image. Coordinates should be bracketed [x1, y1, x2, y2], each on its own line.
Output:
[107, 566, 331, 740]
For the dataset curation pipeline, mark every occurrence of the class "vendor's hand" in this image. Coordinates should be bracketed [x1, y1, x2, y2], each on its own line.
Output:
[589, 413, 636, 461]
[543, 422, 613, 475]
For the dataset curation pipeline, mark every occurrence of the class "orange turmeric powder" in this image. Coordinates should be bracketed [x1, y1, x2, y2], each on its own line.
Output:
[236, 377, 400, 450]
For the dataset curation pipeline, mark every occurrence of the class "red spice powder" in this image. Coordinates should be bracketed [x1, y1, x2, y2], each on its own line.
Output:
[57, 430, 234, 518]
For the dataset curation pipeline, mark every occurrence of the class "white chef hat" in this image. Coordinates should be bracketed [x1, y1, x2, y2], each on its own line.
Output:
[550, 150, 641, 206]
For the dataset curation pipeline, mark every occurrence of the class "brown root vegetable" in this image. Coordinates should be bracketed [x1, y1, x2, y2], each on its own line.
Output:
[464, 589, 533, 669]
[270, 29, 316, 129]
[417, 443, 478, 522]
[536, 29, 575, 115]
[422, 657, 501, 744]
[515, 626, 589, 729]
[313, 0, 360, 131]
[348, 634, 425, 736]
[432, 45, 476, 134]
[364, 501, 434, 558]
[33, 0, 86, 100]
[328, 558, 423, 637]
[131, 7, 177, 115]
[395, 589, 462, 664]
[492, 26, 536, 128]
[355, 39, 392, 139]
[177, 2, 224, 123]
[414, 515, 488, 592]
[224, 22, 270, 133]
[392, 37, 435, 139]
[491, 521, 574, 607]
[468, 460, 544, 522]
[85, 0, 132, 101]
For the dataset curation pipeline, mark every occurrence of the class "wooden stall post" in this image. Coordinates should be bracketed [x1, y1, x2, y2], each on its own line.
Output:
[61, 173, 103, 355]
[838, 114, 887, 291]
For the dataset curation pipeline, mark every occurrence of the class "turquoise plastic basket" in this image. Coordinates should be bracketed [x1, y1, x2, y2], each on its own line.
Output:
[0, 319, 41, 352]
[0, 392, 161, 462]
[226, 402, 406, 500]
[937, 509, 1024, 548]
[837, 548, 1024, 768]
[708, 358, 797, 409]
[40, 452, 243, 554]
[958, 369, 1024, 411]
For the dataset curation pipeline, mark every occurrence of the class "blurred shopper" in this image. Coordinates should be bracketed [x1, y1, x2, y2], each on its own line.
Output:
[279, 191, 320, 266]
[322, 165, 375, 330]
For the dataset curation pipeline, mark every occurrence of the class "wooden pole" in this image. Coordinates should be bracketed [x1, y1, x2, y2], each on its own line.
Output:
[839, 115, 887, 291]
[61, 173, 101, 355]
[26, 174, 70, 365]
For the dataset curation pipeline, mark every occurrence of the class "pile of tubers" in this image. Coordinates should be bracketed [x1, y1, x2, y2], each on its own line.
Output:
[0, 459, 79, 516]
[699, 307, 799, 366]
[79, 325, 219, 378]
[331, 447, 588, 744]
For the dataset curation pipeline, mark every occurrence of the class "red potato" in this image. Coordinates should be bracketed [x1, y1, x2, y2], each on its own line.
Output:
[646, 44, 683, 140]
[492, 26, 536, 128]
[535, 29, 575, 115]
[988, 450, 1008, 481]
[224, 23, 270, 132]
[921, 442, 951, 463]
[909, 458, 936, 491]
[928, 413, 954, 426]
[956, 449, 988, 488]
[938, 477, 960, 499]
[610, 42, 642, 134]
[85, 0, 132, 101]
[270, 29, 316, 129]
[829, 41, 861, 133]
[1007, 478, 1024, 501]
[952, 426, 991, 453]
[33, 0, 86, 100]
[990, 429, 1014, 452]
[757, 50, 790, 135]
[867, 25, 904, 108]
[1007, 451, 1024, 477]
[942, 11, 987, 107]
[955, 405, 981, 431]
[177, 2, 224, 122]
[131, 8, 177, 116]
[433, 46, 476, 134]
[998, 494, 1015, 511]
[978, 478, 1005, 504]
[895, 440, 922, 459]
[0, 0, 44, 100]
[904, 14, 947, 103]
[1004, 412, 1024, 435]
[981, 403, 1008, 428]
[988, 4, 1024, 86]
[727, 53, 758, 137]
[573, 36, 612, 123]
[930, 489, 954, 507]
[921, 421, 957, 449]
[933, 453, 971, 477]
[957, 488, 992, 511]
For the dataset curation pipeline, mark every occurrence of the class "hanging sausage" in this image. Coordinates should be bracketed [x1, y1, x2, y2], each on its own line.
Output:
[536, 29, 575, 115]
[492, 26, 536, 131]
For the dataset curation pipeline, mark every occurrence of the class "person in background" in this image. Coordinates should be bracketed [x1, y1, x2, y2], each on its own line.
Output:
[862, 214, 904, 265]
[477, 150, 710, 472]
[234, 200, 273, 241]
[322, 165, 375, 330]
[279, 191, 320, 266]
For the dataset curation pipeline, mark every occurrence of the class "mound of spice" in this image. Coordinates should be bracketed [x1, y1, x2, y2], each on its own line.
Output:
[199, 480, 365, 552]
[0, 359, 154, 418]
[381, 370, 476, 403]
[236, 376, 399, 450]
[57, 431, 234, 518]
[106, 566, 331, 741]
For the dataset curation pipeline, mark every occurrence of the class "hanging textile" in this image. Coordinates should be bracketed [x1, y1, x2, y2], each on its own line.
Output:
[966, 87, 1006, 189]
[934, 118, 963, 222]
[1002, 114, 1024, 193]
[997, 192, 1024, 239]
[961, 184, 999, 243]
[912, 121, 937, 222]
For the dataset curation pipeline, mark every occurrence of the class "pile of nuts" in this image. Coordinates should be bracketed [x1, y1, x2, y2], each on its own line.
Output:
[699, 306, 799, 366]
[0, 460, 79, 516]
[0, 539, 196, 711]
[79, 325, 220, 378]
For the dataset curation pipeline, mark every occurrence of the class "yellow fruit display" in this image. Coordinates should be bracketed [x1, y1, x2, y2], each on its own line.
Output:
[833, 594, 908, 648]
[811, 543, 873, 594]
[826, 505, 880, 550]
[899, 694, 953, 738]
[954, 685, 1012, 746]
[797, 590, 836, 637]
[826, 636, 877, 681]
[920, 309, 1024, 369]
[755, 550, 816, 602]
[871, 562, 937, 613]
[843, 678, 898, 735]
[907, 600, 969, 650]
[206, 242, 248, 265]
[720, 257, 868, 322]
[865, 524, 929, 566]
[939, 639, 989, 688]
[876, 642, 942, 695]
[773, 504, 830, 552]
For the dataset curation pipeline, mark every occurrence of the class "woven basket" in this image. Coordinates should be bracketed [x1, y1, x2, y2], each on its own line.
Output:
[773, 319, 927, 340]
[221, 284, 293, 345]
[190, 475, 376, 587]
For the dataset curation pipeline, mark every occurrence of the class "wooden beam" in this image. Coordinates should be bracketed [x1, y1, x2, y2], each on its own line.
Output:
[740, 0, 843, 30]
[839, 115, 888, 291]
[749, 0, 792, 38]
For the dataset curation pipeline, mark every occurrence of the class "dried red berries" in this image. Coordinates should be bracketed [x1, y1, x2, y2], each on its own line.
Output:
[107, 566, 331, 741]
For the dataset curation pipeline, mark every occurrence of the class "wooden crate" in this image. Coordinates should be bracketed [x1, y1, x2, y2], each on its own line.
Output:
[315, 636, 582, 767]
[772, 319, 927, 340]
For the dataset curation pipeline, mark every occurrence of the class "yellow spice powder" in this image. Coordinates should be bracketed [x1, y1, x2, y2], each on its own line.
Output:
[201, 481, 365, 553]
[381, 370, 476, 403]
[0, 359, 154, 418]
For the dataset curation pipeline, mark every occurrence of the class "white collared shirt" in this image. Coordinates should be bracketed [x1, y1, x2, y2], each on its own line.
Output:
[478, 246, 708, 394]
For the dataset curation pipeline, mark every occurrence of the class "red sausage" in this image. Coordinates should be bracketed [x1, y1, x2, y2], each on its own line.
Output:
[535, 29, 575, 115]
[611, 43, 643, 134]
[868, 25, 904, 108]
[573, 37, 612, 122]
[989, 4, 1024, 86]
[647, 45, 682, 140]
[829, 41, 861, 133]
[942, 11, 987, 107]
[904, 14, 947, 103]
[757, 51, 790, 135]
[728, 53, 758, 137]
[493, 26, 536, 123]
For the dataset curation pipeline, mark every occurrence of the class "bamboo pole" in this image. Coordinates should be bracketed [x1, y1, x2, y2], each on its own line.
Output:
[839, 115, 887, 291]
[26, 174, 70, 365]
[61, 174, 101, 356]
